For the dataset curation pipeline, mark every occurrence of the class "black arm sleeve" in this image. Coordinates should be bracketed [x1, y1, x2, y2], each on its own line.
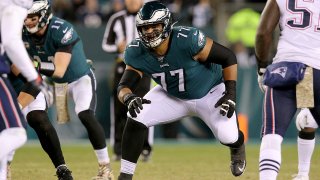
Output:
[17, 74, 27, 83]
[21, 82, 41, 99]
[206, 42, 237, 69]
[117, 69, 142, 96]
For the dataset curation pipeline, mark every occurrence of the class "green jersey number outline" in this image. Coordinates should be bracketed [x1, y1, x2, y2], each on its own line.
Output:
[177, 26, 190, 38]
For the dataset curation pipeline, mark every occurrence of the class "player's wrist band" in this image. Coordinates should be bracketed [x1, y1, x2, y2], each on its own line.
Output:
[39, 62, 55, 77]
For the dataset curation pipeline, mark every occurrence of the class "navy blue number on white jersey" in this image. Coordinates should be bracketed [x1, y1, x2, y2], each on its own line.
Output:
[286, 0, 320, 30]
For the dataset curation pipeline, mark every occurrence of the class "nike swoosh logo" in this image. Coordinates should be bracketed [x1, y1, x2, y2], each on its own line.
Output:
[209, 89, 216, 93]
[238, 162, 246, 172]
[63, 27, 68, 33]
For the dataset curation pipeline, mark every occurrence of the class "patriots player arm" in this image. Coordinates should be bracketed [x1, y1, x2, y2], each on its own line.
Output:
[11, 64, 27, 82]
[2, 4, 39, 82]
[255, 0, 280, 69]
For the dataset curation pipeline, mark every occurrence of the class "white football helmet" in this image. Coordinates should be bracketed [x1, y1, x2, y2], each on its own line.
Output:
[25, 0, 52, 34]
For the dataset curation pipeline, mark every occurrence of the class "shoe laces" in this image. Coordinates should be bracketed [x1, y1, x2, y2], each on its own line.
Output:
[97, 164, 112, 177]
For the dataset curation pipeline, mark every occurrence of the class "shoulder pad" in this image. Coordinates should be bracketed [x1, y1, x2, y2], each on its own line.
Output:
[124, 39, 145, 64]
[50, 18, 76, 45]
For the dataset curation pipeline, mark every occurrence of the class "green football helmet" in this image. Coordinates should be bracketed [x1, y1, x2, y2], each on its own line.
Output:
[136, 1, 172, 48]
[25, 0, 52, 34]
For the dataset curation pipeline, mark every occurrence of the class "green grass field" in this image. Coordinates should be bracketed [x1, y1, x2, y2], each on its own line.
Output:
[10, 141, 320, 180]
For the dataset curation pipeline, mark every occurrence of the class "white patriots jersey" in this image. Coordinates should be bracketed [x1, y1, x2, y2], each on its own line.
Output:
[0, 0, 33, 9]
[274, 0, 320, 69]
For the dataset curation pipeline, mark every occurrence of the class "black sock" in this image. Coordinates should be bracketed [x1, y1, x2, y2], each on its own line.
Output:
[78, 110, 106, 149]
[122, 118, 148, 163]
[27, 110, 65, 168]
[299, 131, 315, 140]
[118, 173, 133, 180]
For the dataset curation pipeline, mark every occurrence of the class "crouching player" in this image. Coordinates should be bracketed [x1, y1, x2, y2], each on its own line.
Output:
[9, 0, 115, 179]
[117, 1, 246, 179]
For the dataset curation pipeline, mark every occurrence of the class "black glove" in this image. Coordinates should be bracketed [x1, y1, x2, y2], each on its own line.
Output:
[124, 93, 151, 118]
[29, 75, 54, 107]
[215, 80, 236, 118]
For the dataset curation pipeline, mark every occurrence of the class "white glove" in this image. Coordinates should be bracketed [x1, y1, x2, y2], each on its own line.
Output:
[296, 108, 319, 131]
[257, 68, 267, 93]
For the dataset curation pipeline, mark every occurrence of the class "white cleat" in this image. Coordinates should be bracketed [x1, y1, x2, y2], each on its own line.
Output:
[292, 174, 309, 180]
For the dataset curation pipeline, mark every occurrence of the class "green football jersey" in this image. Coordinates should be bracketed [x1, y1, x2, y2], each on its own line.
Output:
[22, 16, 90, 83]
[124, 26, 222, 100]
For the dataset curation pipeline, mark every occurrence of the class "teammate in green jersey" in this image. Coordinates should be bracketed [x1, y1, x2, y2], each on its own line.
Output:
[18, 1, 115, 179]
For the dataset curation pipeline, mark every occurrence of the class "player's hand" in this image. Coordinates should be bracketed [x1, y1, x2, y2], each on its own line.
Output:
[215, 80, 236, 118]
[296, 108, 318, 131]
[29, 75, 54, 107]
[257, 68, 267, 93]
[124, 93, 151, 118]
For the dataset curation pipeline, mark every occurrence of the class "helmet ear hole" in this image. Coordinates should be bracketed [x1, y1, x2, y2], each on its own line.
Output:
[136, 1, 172, 48]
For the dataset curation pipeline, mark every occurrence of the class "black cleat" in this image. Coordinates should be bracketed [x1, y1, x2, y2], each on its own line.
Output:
[230, 144, 246, 176]
[56, 165, 73, 180]
[118, 173, 133, 180]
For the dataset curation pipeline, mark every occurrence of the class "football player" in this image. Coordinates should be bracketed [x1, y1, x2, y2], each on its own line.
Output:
[102, 0, 154, 162]
[0, 0, 53, 179]
[19, 0, 114, 179]
[255, 0, 320, 180]
[117, 1, 246, 179]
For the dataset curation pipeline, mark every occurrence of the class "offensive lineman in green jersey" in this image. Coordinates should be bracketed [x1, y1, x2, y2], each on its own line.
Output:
[117, 1, 246, 179]
[19, 1, 115, 179]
